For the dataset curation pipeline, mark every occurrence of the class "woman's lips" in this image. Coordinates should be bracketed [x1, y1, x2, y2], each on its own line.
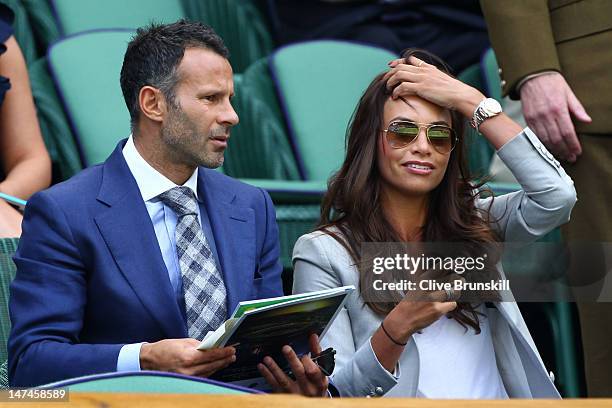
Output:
[402, 161, 434, 175]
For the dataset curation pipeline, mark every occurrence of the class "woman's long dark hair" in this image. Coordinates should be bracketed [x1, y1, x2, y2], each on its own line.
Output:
[318, 49, 499, 333]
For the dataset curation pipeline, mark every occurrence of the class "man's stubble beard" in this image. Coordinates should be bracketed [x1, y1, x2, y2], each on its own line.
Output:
[160, 104, 225, 169]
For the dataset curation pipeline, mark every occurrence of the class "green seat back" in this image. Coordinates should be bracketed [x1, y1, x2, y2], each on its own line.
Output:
[51, 0, 184, 35]
[226, 62, 299, 180]
[242, 57, 285, 129]
[0, 360, 7, 389]
[42, 372, 255, 394]
[47, 30, 134, 166]
[457, 63, 495, 177]
[1, 0, 38, 63]
[242, 179, 325, 271]
[21, 0, 61, 51]
[0, 238, 18, 363]
[271, 40, 396, 181]
[481, 48, 503, 103]
[29, 57, 82, 180]
[0, 237, 19, 389]
[181, 0, 273, 73]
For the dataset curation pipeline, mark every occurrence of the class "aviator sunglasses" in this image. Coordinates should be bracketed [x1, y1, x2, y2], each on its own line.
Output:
[285, 347, 336, 379]
[383, 120, 458, 154]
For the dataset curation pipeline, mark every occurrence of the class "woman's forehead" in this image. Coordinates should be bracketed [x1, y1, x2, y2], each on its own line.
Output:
[383, 96, 452, 123]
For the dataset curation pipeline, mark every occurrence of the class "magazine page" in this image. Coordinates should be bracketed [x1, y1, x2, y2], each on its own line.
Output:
[209, 286, 354, 388]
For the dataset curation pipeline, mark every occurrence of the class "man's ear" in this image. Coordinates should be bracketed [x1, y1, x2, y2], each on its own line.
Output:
[138, 86, 167, 124]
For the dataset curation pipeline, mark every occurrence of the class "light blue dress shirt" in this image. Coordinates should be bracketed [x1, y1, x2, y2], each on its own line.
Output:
[116, 136, 222, 371]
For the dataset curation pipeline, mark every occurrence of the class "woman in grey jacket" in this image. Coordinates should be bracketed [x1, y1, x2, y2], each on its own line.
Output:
[292, 49, 576, 398]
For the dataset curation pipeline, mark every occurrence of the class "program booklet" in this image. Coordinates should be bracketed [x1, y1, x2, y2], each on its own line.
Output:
[198, 285, 355, 390]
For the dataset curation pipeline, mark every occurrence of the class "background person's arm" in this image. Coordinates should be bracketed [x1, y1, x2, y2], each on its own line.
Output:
[0, 36, 51, 199]
[480, 0, 591, 162]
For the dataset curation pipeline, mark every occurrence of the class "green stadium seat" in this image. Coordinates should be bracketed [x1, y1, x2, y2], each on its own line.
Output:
[1, 0, 38, 63]
[28, 57, 82, 181]
[241, 57, 285, 124]
[51, 0, 184, 36]
[45, 29, 323, 274]
[181, 0, 274, 73]
[20, 0, 60, 51]
[47, 29, 134, 166]
[270, 40, 396, 181]
[457, 62, 496, 177]
[0, 237, 19, 389]
[40, 371, 259, 394]
[480, 48, 503, 103]
[227, 66, 299, 180]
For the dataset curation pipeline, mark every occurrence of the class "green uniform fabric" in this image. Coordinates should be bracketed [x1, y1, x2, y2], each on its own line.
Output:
[482, 0, 612, 397]
[481, 0, 612, 135]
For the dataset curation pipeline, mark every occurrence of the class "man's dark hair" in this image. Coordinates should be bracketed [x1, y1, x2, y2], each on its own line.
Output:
[120, 19, 229, 131]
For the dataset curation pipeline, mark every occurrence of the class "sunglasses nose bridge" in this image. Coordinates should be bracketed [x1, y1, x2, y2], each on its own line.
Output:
[412, 125, 433, 151]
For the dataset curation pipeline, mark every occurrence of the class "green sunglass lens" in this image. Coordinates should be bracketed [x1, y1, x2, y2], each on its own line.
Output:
[387, 123, 418, 147]
[428, 126, 453, 151]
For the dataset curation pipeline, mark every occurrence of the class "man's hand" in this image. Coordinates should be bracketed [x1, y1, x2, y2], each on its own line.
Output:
[520, 72, 591, 162]
[258, 334, 329, 397]
[140, 338, 235, 377]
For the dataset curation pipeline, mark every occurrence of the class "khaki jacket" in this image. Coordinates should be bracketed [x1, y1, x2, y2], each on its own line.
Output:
[481, 0, 612, 134]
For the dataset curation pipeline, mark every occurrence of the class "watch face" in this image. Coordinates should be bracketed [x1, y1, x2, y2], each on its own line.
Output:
[482, 98, 502, 115]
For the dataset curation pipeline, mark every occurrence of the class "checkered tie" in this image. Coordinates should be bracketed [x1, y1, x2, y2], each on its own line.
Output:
[158, 186, 227, 340]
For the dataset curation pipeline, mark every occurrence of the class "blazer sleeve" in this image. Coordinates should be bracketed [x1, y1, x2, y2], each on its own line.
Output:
[8, 191, 123, 387]
[292, 233, 399, 397]
[480, 0, 561, 99]
[478, 128, 577, 242]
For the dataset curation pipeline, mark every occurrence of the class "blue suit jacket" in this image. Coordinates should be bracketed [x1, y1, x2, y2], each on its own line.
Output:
[8, 141, 283, 387]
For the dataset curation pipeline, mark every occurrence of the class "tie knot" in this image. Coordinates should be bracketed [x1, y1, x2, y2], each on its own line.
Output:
[158, 186, 198, 217]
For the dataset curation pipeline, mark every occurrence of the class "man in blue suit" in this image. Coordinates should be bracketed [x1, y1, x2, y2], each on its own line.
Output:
[8, 21, 328, 395]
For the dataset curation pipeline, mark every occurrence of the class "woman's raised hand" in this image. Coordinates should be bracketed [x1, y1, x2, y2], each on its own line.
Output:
[383, 55, 484, 119]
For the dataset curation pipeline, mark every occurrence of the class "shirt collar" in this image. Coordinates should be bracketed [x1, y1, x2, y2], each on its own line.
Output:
[122, 135, 200, 202]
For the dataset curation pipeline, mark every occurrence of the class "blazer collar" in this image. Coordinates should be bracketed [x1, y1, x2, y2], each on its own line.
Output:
[95, 141, 186, 338]
[197, 168, 256, 313]
[95, 142, 257, 333]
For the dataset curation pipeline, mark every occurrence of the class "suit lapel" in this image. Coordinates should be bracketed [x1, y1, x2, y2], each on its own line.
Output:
[94, 142, 186, 338]
[198, 169, 256, 315]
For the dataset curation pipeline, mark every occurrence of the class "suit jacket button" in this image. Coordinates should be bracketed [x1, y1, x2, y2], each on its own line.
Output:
[498, 68, 503, 75]
[500, 80, 507, 87]
[549, 371, 555, 382]
[375, 386, 384, 396]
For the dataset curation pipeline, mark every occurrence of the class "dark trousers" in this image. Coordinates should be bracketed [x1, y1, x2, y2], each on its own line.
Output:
[564, 133, 612, 397]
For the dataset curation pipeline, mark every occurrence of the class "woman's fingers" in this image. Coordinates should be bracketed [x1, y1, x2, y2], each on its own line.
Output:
[407, 55, 431, 69]
[386, 70, 422, 90]
[391, 82, 419, 100]
[387, 58, 404, 68]
[383, 63, 421, 83]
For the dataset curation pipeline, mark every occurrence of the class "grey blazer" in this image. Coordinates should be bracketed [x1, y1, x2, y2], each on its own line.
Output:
[292, 128, 577, 398]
